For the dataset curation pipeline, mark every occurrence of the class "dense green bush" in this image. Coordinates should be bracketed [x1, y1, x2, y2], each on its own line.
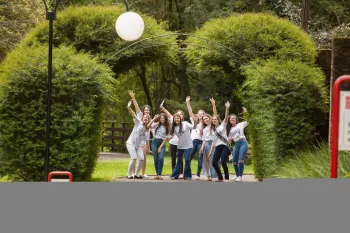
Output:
[19, 6, 177, 75]
[277, 143, 350, 178]
[0, 45, 115, 181]
[185, 13, 317, 75]
[241, 59, 328, 178]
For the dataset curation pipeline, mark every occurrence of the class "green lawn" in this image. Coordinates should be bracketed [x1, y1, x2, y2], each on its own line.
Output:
[0, 155, 253, 182]
[92, 154, 253, 181]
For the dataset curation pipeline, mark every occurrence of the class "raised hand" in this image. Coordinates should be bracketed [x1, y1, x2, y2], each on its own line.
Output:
[186, 96, 191, 102]
[128, 90, 135, 99]
[153, 114, 160, 120]
[225, 101, 230, 108]
[210, 98, 215, 105]
[160, 99, 165, 107]
[127, 100, 132, 108]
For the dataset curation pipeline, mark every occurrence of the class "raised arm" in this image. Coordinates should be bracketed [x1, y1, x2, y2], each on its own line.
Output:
[186, 96, 194, 118]
[210, 98, 217, 116]
[129, 90, 141, 114]
[147, 114, 160, 129]
[160, 105, 172, 120]
[223, 101, 230, 124]
[127, 100, 137, 119]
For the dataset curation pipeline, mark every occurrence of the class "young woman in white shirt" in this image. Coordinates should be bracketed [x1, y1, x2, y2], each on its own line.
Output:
[186, 96, 205, 180]
[129, 90, 152, 178]
[147, 113, 171, 180]
[126, 100, 151, 179]
[169, 113, 194, 180]
[160, 106, 185, 178]
[208, 101, 231, 182]
[226, 107, 248, 182]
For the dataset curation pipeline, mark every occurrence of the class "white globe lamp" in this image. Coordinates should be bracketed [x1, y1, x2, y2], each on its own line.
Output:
[116, 12, 144, 41]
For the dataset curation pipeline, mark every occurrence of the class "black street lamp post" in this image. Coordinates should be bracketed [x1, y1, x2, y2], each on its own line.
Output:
[42, 0, 61, 181]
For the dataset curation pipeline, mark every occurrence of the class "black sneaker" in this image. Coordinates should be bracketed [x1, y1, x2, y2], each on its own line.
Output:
[134, 175, 143, 179]
[127, 175, 134, 179]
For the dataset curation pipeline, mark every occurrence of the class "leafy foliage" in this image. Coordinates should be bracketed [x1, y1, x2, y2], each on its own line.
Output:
[18, 6, 178, 75]
[241, 59, 328, 178]
[0, 46, 115, 181]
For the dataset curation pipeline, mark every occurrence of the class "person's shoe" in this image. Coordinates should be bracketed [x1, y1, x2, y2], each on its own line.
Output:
[230, 175, 238, 181]
[213, 179, 223, 182]
[158, 176, 163, 180]
[207, 176, 212, 181]
[236, 176, 242, 182]
[212, 178, 218, 182]
[134, 174, 143, 179]
[179, 174, 184, 179]
[127, 175, 134, 179]
[195, 175, 200, 180]
[170, 177, 176, 180]
[154, 176, 159, 180]
[224, 179, 230, 182]
[143, 174, 149, 178]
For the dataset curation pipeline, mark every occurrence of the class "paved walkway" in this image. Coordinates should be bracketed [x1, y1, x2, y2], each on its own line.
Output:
[112, 174, 258, 182]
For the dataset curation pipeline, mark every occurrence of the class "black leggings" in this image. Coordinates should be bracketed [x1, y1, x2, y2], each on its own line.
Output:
[170, 144, 183, 174]
[212, 145, 231, 180]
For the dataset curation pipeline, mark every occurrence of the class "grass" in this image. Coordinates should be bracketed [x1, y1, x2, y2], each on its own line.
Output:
[0, 155, 254, 182]
[91, 155, 254, 181]
[276, 142, 350, 178]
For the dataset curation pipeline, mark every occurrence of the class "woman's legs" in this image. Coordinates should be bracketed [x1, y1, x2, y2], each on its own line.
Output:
[151, 140, 159, 176]
[212, 145, 225, 180]
[183, 148, 193, 180]
[232, 144, 240, 178]
[141, 144, 148, 176]
[221, 146, 231, 180]
[171, 149, 184, 179]
[126, 144, 144, 177]
[238, 141, 249, 177]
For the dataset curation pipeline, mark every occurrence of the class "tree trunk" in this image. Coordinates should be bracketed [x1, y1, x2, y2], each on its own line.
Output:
[136, 63, 153, 115]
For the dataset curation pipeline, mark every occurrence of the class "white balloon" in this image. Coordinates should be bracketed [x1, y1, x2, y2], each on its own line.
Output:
[116, 12, 145, 41]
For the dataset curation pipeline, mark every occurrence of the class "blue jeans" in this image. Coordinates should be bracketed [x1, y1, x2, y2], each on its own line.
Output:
[190, 139, 203, 176]
[232, 140, 248, 163]
[151, 139, 166, 176]
[212, 145, 231, 180]
[171, 148, 192, 180]
[232, 140, 248, 177]
[203, 140, 219, 178]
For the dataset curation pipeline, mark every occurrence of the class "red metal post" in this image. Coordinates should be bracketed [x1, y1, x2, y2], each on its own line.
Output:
[48, 171, 73, 182]
[331, 75, 350, 178]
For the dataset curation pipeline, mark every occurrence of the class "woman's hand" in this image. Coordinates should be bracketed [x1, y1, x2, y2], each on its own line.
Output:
[199, 148, 204, 154]
[157, 147, 162, 153]
[153, 114, 160, 121]
[127, 100, 132, 108]
[225, 101, 230, 108]
[186, 96, 191, 102]
[129, 90, 135, 99]
[210, 98, 215, 105]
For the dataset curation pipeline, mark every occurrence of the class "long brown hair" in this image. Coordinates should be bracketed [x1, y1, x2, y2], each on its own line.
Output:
[142, 105, 152, 118]
[226, 114, 239, 136]
[155, 113, 170, 135]
[210, 115, 222, 132]
[142, 114, 151, 132]
[171, 113, 182, 135]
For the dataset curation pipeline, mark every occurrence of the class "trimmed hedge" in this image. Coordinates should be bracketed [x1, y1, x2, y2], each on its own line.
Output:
[241, 59, 328, 178]
[185, 13, 317, 74]
[0, 45, 115, 181]
[18, 6, 177, 75]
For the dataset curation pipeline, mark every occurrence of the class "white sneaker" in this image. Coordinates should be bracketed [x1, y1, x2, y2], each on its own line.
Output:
[143, 174, 149, 178]
[230, 175, 238, 181]
[179, 174, 184, 179]
[195, 176, 200, 180]
[236, 176, 242, 182]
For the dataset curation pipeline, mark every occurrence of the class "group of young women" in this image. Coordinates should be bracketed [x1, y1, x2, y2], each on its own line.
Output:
[125, 90, 249, 182]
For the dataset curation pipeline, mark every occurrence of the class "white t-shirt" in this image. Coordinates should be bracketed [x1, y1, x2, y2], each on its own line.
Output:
[136, 111, 150, 146]
[203, 125, 214, 141]
[126, 116, 149, 148]
[168, 115, 178, 145]
[173, 121, 193, 149]
[212, 122, 228, 147]
[151, 123, 169, 140]
[190, 116, 202, 141]
[228, 121, 247, 142]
